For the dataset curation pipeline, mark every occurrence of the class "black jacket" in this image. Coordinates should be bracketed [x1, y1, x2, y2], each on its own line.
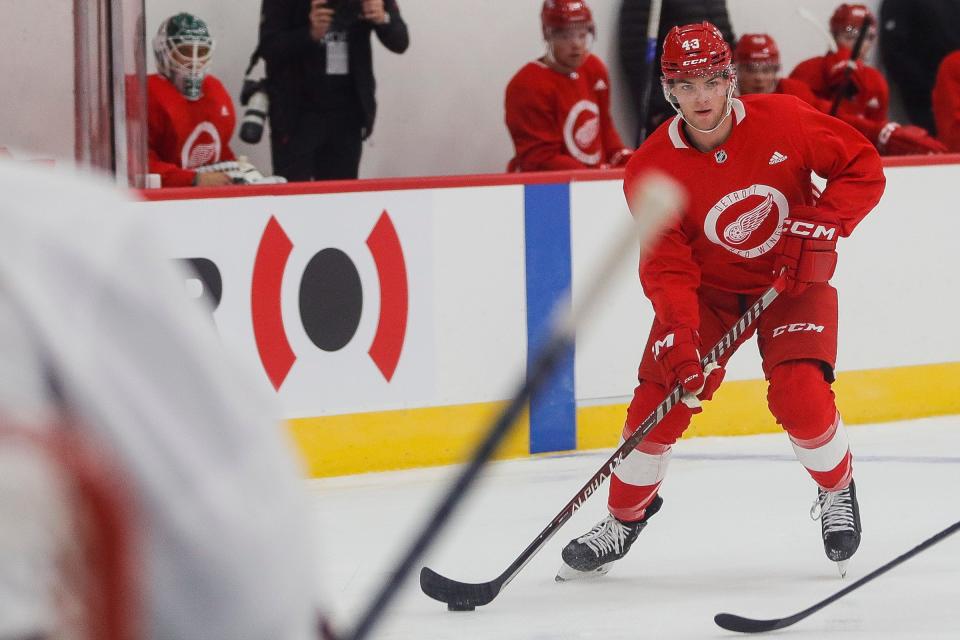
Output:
[618, 0, 735, 141]
[879, 0, 960, 133]
[259, 0, 409, 140]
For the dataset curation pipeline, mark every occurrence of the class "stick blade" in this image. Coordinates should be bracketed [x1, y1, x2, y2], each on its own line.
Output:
[714, 612, 796, 634]
[419, 567, 503, 609]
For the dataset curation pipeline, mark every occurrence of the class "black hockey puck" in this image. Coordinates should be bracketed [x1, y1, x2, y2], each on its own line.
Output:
[447, 603, 475, 612]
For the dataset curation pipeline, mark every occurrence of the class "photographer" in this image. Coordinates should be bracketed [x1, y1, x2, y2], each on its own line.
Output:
[259, 0, 409, 181]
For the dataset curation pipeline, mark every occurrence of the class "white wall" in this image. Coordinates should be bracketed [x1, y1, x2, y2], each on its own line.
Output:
[143, 0, 883, 179]
[0, 0, 75, 162]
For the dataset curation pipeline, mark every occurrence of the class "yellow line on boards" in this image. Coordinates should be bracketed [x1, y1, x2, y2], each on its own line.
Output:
[288, 401, 530, 478]
[577, 362, 960, 448]
[287, 362, 959, 478]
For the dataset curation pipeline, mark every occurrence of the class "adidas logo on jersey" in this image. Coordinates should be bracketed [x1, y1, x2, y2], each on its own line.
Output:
[867, 97, 880, 109]
[768, 151, 788, 165]
[594, 79, 608, 91]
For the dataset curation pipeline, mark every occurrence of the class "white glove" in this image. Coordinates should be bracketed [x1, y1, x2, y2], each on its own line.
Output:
[680, 362, 720, 411]
[194, 158, 287, 185]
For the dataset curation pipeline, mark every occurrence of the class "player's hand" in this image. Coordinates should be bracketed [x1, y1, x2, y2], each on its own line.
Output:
[609, 148, 633, 167]
[877, 122, 947, 155]
[309, 0, 335, 41]
[773, 214, 840, 295]
[361, 0, 387, 24]
[194, 171, 233, 187]
[651, 327, 722, 413]
[824, 48, 866, 98]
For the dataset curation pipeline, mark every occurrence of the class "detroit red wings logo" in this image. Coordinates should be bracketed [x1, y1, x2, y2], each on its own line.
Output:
[564, 99, 601, 165]
[181, 122, 222, 168]
[705, 185, 789, 258]
[723, 193, 774, 245]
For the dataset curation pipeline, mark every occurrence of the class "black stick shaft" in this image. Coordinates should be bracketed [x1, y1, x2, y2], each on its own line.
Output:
[829, 15, 873, 116]
[420, 278, 785, 609]
[716, 518, 960, 633]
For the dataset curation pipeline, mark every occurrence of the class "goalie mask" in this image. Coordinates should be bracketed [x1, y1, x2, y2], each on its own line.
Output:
[153, 13, 215, 101]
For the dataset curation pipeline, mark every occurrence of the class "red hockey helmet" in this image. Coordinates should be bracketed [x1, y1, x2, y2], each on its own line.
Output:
[541, 0, 595, 35]
[829, 4, 874, 34]
[661, 22, 732, 80]
[734, 34, 780, 67]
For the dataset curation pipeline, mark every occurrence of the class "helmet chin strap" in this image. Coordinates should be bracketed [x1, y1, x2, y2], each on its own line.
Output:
[669, 81, 737, 134]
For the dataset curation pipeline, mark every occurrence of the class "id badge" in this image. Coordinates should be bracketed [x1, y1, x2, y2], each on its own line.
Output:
[325, 32, 349, 75]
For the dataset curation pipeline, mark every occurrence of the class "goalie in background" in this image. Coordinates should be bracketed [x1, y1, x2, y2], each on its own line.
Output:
[148, 12, 285, 187]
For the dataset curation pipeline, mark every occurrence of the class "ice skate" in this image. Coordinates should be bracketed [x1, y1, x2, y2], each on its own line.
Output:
[811, 479, 861, 577]
[556, 495, 663, 582]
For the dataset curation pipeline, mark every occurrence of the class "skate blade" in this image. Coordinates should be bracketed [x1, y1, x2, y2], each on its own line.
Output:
[836, 560, 849, 579]
[555, 561, 611, 582]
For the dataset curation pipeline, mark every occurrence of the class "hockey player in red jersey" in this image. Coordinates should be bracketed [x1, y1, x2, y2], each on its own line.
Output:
[148, 14, 285, 188]
[789, 4, 886, 123]
[148, 13, 235, 187]
[736, 33, 945, 156]
[558, 22, 885, 581]
[504, 1, 632, 172]
[932, 51, 960, 152]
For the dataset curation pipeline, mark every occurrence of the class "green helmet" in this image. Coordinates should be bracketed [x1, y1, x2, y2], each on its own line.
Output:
[153, 13, 215, 100]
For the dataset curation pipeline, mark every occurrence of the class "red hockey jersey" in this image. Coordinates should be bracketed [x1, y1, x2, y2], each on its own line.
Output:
[789, 51, 888, 124]
[623, 95, 885, 332]
[505, 54, 628, 172]
[148, 74, 237, 187]
[932, 51, 960, 152]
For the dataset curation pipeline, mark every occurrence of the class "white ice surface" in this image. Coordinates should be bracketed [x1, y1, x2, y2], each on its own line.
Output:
[308, 416, 960, 639]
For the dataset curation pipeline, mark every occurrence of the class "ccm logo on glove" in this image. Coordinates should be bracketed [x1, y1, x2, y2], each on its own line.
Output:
[782, 220, 837, 240]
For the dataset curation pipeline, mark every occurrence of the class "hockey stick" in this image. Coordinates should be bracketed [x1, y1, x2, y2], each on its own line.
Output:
[635, 0, 664, 145]
[829, 14, 873, 116]
[334, 172, 685, 640]
[796, 7, 837, 53]
[420, 278, 787, 611]
[715, 518, 960, 633]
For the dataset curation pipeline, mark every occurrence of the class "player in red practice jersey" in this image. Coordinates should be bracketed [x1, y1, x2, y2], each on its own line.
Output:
[557, 22, 885, 582]
[148, 13, 236, 187]
[504, 1, 632, 172]
[736, 33, 945, 156]
[932, 51, 960, 152]
[789, 5, 887, 123]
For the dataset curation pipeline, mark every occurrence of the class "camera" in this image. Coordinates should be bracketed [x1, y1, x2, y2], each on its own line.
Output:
[328, 0, 363, 31]
[239, 77, 268, 144]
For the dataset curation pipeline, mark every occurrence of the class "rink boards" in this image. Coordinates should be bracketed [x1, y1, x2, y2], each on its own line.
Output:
[139, 162, 960, 477]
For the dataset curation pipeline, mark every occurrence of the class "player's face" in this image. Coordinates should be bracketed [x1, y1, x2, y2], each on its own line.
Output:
[833, 25, 877, 58]
[548, 26, 594, 71]
[737, 63, 779, 95]
[670, 74, 732, 130]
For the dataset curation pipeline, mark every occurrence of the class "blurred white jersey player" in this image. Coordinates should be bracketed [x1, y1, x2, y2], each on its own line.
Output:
[0, 160, 318, 639]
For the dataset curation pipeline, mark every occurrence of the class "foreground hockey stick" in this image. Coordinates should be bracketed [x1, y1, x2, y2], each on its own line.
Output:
[419, 279, 786, 611]
[715, 518, 960, 634]
[635, 0, 663, 145]
[334, 172, 685, 640]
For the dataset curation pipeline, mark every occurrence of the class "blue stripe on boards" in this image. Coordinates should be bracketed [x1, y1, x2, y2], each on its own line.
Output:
[524, 183, 575, 454]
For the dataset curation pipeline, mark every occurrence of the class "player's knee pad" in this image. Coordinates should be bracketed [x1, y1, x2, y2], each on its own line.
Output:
[766, 359, 836, 440]
[624, 380, 693, 446]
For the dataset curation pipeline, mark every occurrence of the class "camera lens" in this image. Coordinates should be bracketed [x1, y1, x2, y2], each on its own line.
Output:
[240, 91, 268, 144]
